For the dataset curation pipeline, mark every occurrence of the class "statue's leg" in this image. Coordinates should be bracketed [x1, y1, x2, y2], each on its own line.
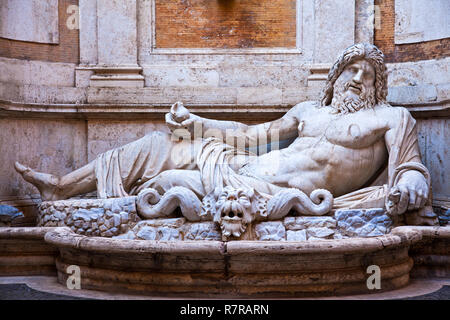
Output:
[15, 131, 199, 201]
[15, 161, 96, 201]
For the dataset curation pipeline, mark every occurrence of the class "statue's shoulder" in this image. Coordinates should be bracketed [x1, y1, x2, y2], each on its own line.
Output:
[290, 101, 320, 115]
[375, 103, 412, 116]
[374, 103, 414, 128]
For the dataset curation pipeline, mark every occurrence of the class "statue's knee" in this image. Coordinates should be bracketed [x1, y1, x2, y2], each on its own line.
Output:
[156, 170, 179, 186]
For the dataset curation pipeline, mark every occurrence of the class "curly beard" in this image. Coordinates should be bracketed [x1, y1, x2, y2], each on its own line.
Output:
[330, 81, 376, 114]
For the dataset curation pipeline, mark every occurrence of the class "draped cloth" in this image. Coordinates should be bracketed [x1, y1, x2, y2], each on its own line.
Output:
[196, 138, 283, 197]
[95, 132, 198, 199]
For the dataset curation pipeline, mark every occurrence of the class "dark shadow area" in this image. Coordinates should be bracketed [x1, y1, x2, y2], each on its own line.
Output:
[0, 284, 93, 300]
[401, 285, 450, 300]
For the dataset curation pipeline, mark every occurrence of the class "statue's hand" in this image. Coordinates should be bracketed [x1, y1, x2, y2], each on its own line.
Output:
[394, 170, 429, 214]
[165, 101, 196, 132]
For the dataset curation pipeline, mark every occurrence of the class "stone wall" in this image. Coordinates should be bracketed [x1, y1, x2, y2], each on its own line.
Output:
[0, 0, 79, 63]
[374, 0, 450, 63]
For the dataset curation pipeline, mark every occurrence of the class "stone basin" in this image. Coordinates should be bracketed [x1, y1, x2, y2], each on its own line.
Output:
[7, 194, 449, 298]
[42, 226, 424, 298]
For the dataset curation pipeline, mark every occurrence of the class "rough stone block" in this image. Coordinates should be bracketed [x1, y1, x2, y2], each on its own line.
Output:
[157, 227, 181, 241]
[113, 231, 136, 240]
[308, 236, 329, 241]
[333, 232, 350, 240]
[307, 227, 335, 239]
[286, 230, 307, 241]
[73, 209, 93, 221]
[140, 218, 186, 229]
[284, 216, 337, 230]
[104, 218, 113, 229]
[183, 222, 221, 241]
[120, 212, 129, 223]
[113, 215, 121, 227]
[136, 226, 158, 240]
[335, 208, 393, 237]
[255, 222, 286, 241]
[73, 220, 83, 228]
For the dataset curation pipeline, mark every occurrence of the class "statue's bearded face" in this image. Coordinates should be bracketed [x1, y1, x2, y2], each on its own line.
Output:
[214, 187, 255, 240]
[331, 59, 376, 114]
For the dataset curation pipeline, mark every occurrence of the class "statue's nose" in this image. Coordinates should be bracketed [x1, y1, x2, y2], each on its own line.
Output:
[353, 69, 363, 83]
[227, 194, 236, 200]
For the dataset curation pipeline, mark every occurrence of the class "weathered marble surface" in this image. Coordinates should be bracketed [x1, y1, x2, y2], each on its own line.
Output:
[335, 208, 393, 237]
[255, 222, 286, 241]
[38, 197, 140, 237]
[44, 226, 433, 297]
[0, 0, 59, 44]
[395, 0, 450, 44]
[36, 195, 394, 241]
[115, 218, 222, 241]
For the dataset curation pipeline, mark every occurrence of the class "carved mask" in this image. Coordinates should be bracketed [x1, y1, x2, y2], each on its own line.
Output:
[213, 186, 256, 240]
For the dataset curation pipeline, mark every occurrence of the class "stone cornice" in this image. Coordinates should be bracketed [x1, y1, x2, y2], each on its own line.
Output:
[0, 99, 448, 120]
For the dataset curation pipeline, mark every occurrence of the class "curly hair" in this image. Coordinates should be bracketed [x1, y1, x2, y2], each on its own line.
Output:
[320, 43, 388, 107]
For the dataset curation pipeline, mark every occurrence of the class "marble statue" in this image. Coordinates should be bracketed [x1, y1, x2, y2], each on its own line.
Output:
[15, 43, 437, 232]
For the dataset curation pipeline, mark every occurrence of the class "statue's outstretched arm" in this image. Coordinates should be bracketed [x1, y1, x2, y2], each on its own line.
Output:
[166, 101, 300, 149]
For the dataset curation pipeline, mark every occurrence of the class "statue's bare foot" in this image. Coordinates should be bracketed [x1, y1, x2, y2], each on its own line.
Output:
[14, 162, 60, 201]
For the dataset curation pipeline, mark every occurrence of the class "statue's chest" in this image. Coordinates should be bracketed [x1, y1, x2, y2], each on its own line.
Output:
[298, 112, 389, 149]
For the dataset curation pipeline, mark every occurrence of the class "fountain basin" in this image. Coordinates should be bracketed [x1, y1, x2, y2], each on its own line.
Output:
[43, 226, 426, 297]
[0, 227, 59, 276]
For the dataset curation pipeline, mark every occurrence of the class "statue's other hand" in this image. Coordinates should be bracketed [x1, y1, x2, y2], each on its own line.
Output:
[166, 101, 199, 132]
[171, 101, 190, 122]
[166, 101, 195, 132]
[165, 112, 182, 131]
[395, 170, 429, 214]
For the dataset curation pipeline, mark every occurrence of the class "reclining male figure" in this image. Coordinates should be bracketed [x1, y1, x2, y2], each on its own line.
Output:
[15, 43, 433, 222]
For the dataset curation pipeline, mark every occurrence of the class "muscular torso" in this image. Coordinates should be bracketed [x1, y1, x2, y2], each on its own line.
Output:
[241, 103, 393, 196]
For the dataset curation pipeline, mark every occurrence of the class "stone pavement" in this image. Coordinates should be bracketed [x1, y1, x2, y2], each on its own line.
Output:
[0, 276, 449, 300]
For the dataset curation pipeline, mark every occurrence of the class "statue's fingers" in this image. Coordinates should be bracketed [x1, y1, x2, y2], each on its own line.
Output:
[418, 189, 428, 208]
[423, 189, 429, 202]
[397, 186, 409, 213]
[414, 193, 423, 209]
[420, 195, 428, 208]
[165, 113, 181, 129]
[166, 123, 181, 132]
[408, 190, 417, 211]
[181, 117, 194, 127]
